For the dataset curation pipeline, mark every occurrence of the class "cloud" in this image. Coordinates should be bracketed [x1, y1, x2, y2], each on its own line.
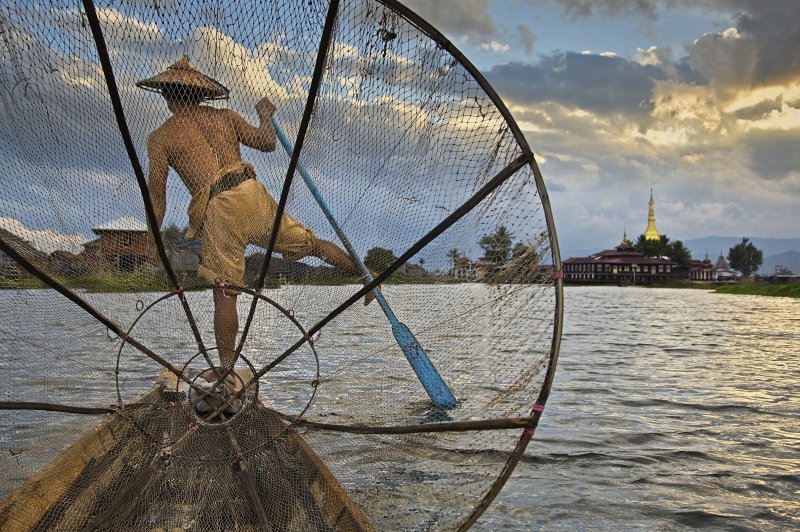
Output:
[687, 28, 757, 91]
[486, 52, 667, 117]
[401, 1, 800, 92]
[0, 216, 89, 254]
[649, 80, 725, 134]
[745, 129, 800, 181]
[487, 40, 799, 179]
[517, 25, 535, 55]
[727, 0, 800, 86]
[636, 46, 665, 66]
[479, 41, 511, 53]
[731, 96, 784, 122]
[535, 1, 800, 88]
[551, 0, 659, 19]
[402, 0, 495, 40]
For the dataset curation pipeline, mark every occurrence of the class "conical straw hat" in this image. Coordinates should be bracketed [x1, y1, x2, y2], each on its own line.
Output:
[136, 57, 229, 101]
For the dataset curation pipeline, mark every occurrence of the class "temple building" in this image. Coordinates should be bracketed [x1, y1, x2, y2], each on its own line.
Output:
[644, 188, 660, 241]
[713, 252, 738, 282]
[563, 232, 676, 285]
[687, 255, 714, 282]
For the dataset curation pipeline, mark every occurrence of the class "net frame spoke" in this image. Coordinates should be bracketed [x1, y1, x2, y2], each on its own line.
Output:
[80, 0, 218, 375]
[236, 0, 343, 361]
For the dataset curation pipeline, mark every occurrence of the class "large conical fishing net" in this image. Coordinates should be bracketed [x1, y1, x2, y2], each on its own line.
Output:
[0, 0, 563, 530]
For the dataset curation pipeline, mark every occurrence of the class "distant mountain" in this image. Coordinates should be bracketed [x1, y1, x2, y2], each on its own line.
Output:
[684, 236, 800, 261]
[761, 250, 800, 276]
[560, 247, 600, 260]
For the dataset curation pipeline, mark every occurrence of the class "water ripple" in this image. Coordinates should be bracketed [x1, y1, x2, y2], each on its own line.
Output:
[480, 287, 800, 531]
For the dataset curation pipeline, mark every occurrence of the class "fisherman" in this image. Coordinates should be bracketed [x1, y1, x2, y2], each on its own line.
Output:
[139, 57, 372, 372]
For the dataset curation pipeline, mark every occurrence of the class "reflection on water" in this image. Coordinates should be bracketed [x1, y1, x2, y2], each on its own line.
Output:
[481, 286, 799, 530]
[1, 285, 798, 529]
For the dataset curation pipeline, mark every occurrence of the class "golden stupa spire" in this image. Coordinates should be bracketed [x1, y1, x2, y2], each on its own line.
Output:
[644, 186, 660, 241]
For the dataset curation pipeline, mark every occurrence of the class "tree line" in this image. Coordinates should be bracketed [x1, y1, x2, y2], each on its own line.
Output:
[168, 223, 766, 279]
[632, 234, 763, 278]
[364, 224, 545, 283]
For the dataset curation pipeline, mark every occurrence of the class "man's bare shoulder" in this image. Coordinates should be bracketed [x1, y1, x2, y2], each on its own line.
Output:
[213, 107, 246, 123]
[148, 118, 176, 146]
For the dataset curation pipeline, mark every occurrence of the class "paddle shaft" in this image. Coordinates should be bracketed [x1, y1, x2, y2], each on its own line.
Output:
[271, 117, 456, 408]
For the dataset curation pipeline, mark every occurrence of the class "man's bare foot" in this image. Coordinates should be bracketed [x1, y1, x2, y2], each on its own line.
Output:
[364, 290, 376, 306]
[364, 270, 379, 306]
[222, 370, 244, 395]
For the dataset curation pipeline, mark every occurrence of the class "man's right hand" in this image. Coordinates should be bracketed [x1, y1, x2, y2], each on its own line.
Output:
[256, 96, 276, 118]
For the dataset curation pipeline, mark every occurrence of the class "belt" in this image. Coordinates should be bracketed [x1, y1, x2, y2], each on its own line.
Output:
[210, 170, 253, 198]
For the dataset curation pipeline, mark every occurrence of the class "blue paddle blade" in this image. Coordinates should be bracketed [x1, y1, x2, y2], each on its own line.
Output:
[392, 321, 457, 409]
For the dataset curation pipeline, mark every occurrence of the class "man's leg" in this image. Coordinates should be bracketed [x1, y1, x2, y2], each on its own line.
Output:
[314, 239, 359, 272]
[314, 239, 377, 305]
[213, 287, 239, 370]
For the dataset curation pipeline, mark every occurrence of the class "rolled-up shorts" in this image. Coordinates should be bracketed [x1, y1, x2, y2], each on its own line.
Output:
[197, 179, 317, 288]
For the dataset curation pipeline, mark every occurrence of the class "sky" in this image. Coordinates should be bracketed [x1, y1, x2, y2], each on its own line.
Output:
[404, 0, 800, 257]
[1, 0, 798, 263]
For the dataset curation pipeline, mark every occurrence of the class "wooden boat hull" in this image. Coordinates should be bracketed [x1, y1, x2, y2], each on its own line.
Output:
[0, 370, 372, 531]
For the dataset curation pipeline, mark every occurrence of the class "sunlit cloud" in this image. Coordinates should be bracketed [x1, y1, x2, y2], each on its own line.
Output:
[0, 216, 89, 254]
[479, 41, 511, 53]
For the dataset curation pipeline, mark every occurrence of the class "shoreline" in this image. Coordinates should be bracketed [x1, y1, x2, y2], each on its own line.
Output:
[711, 283, 800, 298]
[564, 282, 800, 298]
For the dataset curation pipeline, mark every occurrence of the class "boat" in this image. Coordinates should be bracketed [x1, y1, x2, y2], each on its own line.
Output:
[0, 368, 373, 531]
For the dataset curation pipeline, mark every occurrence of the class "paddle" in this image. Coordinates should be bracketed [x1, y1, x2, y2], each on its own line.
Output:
[271, 117, 457, 409]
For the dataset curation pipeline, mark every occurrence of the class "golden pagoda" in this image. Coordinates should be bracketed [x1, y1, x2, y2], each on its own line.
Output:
[621, 229, 631, 247]
[644, 188, 660, 241]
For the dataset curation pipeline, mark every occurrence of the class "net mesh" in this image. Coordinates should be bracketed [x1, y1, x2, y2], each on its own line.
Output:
[0, 0, 562, 529]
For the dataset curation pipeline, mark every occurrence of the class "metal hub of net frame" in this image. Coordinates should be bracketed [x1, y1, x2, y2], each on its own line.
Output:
[0, 0, 564, 530]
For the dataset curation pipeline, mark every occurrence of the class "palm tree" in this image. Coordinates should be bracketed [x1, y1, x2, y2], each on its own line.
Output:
[668, 240, 691, 267]
[635, 234, 692, 266]
[634, 234, 670, 258]
[447, 248, 461, 275]
[479, 225, 514, 264]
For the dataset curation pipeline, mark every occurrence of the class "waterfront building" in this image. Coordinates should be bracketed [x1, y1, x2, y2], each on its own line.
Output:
[453, 256, 476, 279]
[687, 255, 714, 281]
[563, 234, 676, 285]
[713, 252, 738, 282]
[0, 227, 47, 280]
[90, 216, 156, 273]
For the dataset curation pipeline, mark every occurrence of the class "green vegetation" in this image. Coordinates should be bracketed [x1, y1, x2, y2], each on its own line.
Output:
[364, 246, 398, 272]
[641, 281, 711, 290]
[634, 234, 691, 267]
[64, 273, 205, 292]
[479, 224, 514, 265]
[447, 248, 462, 275]
[0, 277, 46, 289]
[298, 270, 448, 286]
[1, 274, 179, 292]
[728, 238, 763, 278]
[361, 246, 457, 284]
[713, 283, 799, 298]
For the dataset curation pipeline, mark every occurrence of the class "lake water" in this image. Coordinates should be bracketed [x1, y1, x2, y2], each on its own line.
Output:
[482, 286, 799, 531]
[1, 285, 797, 530]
